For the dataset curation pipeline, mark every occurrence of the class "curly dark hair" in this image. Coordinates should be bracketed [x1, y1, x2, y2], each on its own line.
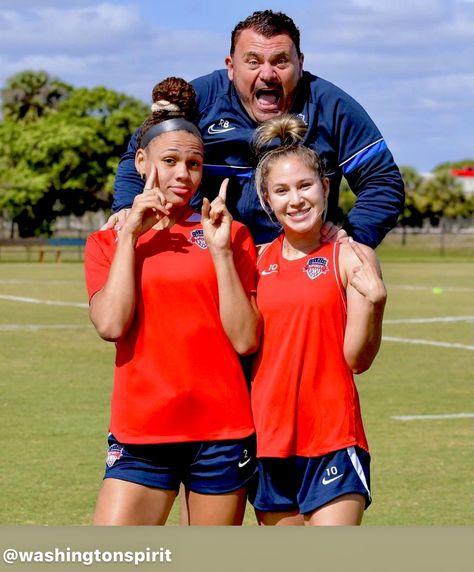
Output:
[138, 77, 199, 148]
[230, 10, 301, 56]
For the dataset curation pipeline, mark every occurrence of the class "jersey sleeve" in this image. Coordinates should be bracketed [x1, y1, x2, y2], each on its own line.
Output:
[330, 90, 405, 248]
[111, 128, 145, 212]
[84, 231, 116, 302]
[230, 223, 258, 296]
[342, 145, 405, 248]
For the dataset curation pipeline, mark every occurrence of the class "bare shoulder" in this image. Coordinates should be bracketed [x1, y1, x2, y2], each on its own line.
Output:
[341, 239, 377, 257]
[339, 240, 381, 272]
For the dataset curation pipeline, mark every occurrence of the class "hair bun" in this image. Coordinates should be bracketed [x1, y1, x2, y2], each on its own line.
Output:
[253, 114, 307, 156]
[151, 77, 198, 121]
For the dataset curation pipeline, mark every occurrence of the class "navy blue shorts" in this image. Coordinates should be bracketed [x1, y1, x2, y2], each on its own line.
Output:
[103, 433, 257, 495]
[249, 446, 371, 514]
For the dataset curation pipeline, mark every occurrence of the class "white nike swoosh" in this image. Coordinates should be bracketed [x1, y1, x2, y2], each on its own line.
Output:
[207, 124, 236, 134]
[261, 270, 277, 276]
[238, 457, 252, 468]
[321, 474, 344, 485]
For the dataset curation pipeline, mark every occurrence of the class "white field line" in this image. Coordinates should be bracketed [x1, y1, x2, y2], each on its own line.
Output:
[390, 285, 474, 292]
[392, 413, 474, 421]
[384, 315, 474, 324]
[0, 324, 90, 331]
[0, 294, 87, 308]
[1, 297, 472, 350]
[382, 336, 474, 351]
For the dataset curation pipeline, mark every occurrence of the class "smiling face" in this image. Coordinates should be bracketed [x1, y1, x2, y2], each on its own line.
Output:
[265, 154, 329, 238]
[225, 29, 304, 123]
[135, 130, 204, 207]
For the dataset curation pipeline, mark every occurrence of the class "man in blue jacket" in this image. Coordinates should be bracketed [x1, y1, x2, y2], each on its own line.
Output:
[111, 10, 404, 248]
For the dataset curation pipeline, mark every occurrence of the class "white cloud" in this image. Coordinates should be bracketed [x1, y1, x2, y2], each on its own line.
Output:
[296, 0, 474, 169]
[0, 3, 140, 54]
[0, 0, 472, 171]
[0, 2, 225, 103]
[0, 53, 118, 84]
[350, 0, 447, 16]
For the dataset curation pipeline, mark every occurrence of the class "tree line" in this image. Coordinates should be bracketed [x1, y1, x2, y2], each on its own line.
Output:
[0, 71, 147, 237]
[0, 71, 473, 238]
[340, 162, 474, 232]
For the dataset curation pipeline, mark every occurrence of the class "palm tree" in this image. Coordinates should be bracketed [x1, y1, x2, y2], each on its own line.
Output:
[398, 166, 424, 242]
[1, 70, 72, 122]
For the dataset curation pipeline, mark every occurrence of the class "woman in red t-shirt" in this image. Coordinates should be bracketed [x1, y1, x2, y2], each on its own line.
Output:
[249, 114, 387, 525]
[85, 77, 260, 525]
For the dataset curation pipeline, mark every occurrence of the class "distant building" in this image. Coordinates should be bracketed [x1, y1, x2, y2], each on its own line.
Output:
[450, 167, 474, 196]
[420, 167, 474, 196]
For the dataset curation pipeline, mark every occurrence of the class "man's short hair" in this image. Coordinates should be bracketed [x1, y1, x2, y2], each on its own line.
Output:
[230, 10, 301, 56]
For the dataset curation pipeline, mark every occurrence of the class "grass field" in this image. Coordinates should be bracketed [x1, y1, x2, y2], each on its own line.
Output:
[0, 238, 473, 525]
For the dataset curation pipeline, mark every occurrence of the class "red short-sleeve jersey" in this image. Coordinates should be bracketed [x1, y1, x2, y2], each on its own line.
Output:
[251, 237, 368, 458]
[85, 213, 257, 444]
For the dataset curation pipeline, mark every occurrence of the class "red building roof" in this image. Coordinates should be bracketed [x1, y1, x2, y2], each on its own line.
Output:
[450, 167, 474, 177]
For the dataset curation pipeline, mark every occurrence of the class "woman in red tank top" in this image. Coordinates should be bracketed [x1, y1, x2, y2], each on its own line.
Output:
[249, 114, 387, 526]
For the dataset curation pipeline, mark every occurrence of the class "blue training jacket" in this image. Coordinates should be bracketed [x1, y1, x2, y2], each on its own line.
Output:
[112, 70, 404, 247]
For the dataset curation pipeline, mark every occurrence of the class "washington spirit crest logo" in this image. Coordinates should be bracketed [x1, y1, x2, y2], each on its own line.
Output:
[303, 256, 329, 280]
[189, 229, 207, 249]
[106, 444, 123, 467]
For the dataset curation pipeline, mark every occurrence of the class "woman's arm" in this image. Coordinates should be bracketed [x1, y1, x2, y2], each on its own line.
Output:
[89, 231, 138, 342]
[201, 180, 261, 355]
[340, 239, 387, 374]
[89, 170, 171, 341]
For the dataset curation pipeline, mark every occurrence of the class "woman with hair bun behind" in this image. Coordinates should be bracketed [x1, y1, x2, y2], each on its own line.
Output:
[249, 114, 387, 526]
[85, 77, 260, 525]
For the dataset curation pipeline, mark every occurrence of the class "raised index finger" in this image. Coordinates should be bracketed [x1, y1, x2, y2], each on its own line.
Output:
[143, 164, 156, 191]
[218, 178, 229, 203]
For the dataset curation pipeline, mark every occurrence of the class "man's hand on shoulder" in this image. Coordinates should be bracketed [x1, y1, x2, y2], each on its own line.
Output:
[101, 209, 131, 231]
[320, 221, 349, 244]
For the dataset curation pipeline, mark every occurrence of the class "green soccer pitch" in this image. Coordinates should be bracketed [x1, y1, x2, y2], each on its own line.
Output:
[0, 249, 473, 525]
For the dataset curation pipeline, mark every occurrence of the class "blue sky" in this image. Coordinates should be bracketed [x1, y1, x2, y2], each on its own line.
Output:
[0, 0, 473, 172]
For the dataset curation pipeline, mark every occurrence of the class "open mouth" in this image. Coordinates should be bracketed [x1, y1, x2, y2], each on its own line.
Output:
[256, 88, 281, 108]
